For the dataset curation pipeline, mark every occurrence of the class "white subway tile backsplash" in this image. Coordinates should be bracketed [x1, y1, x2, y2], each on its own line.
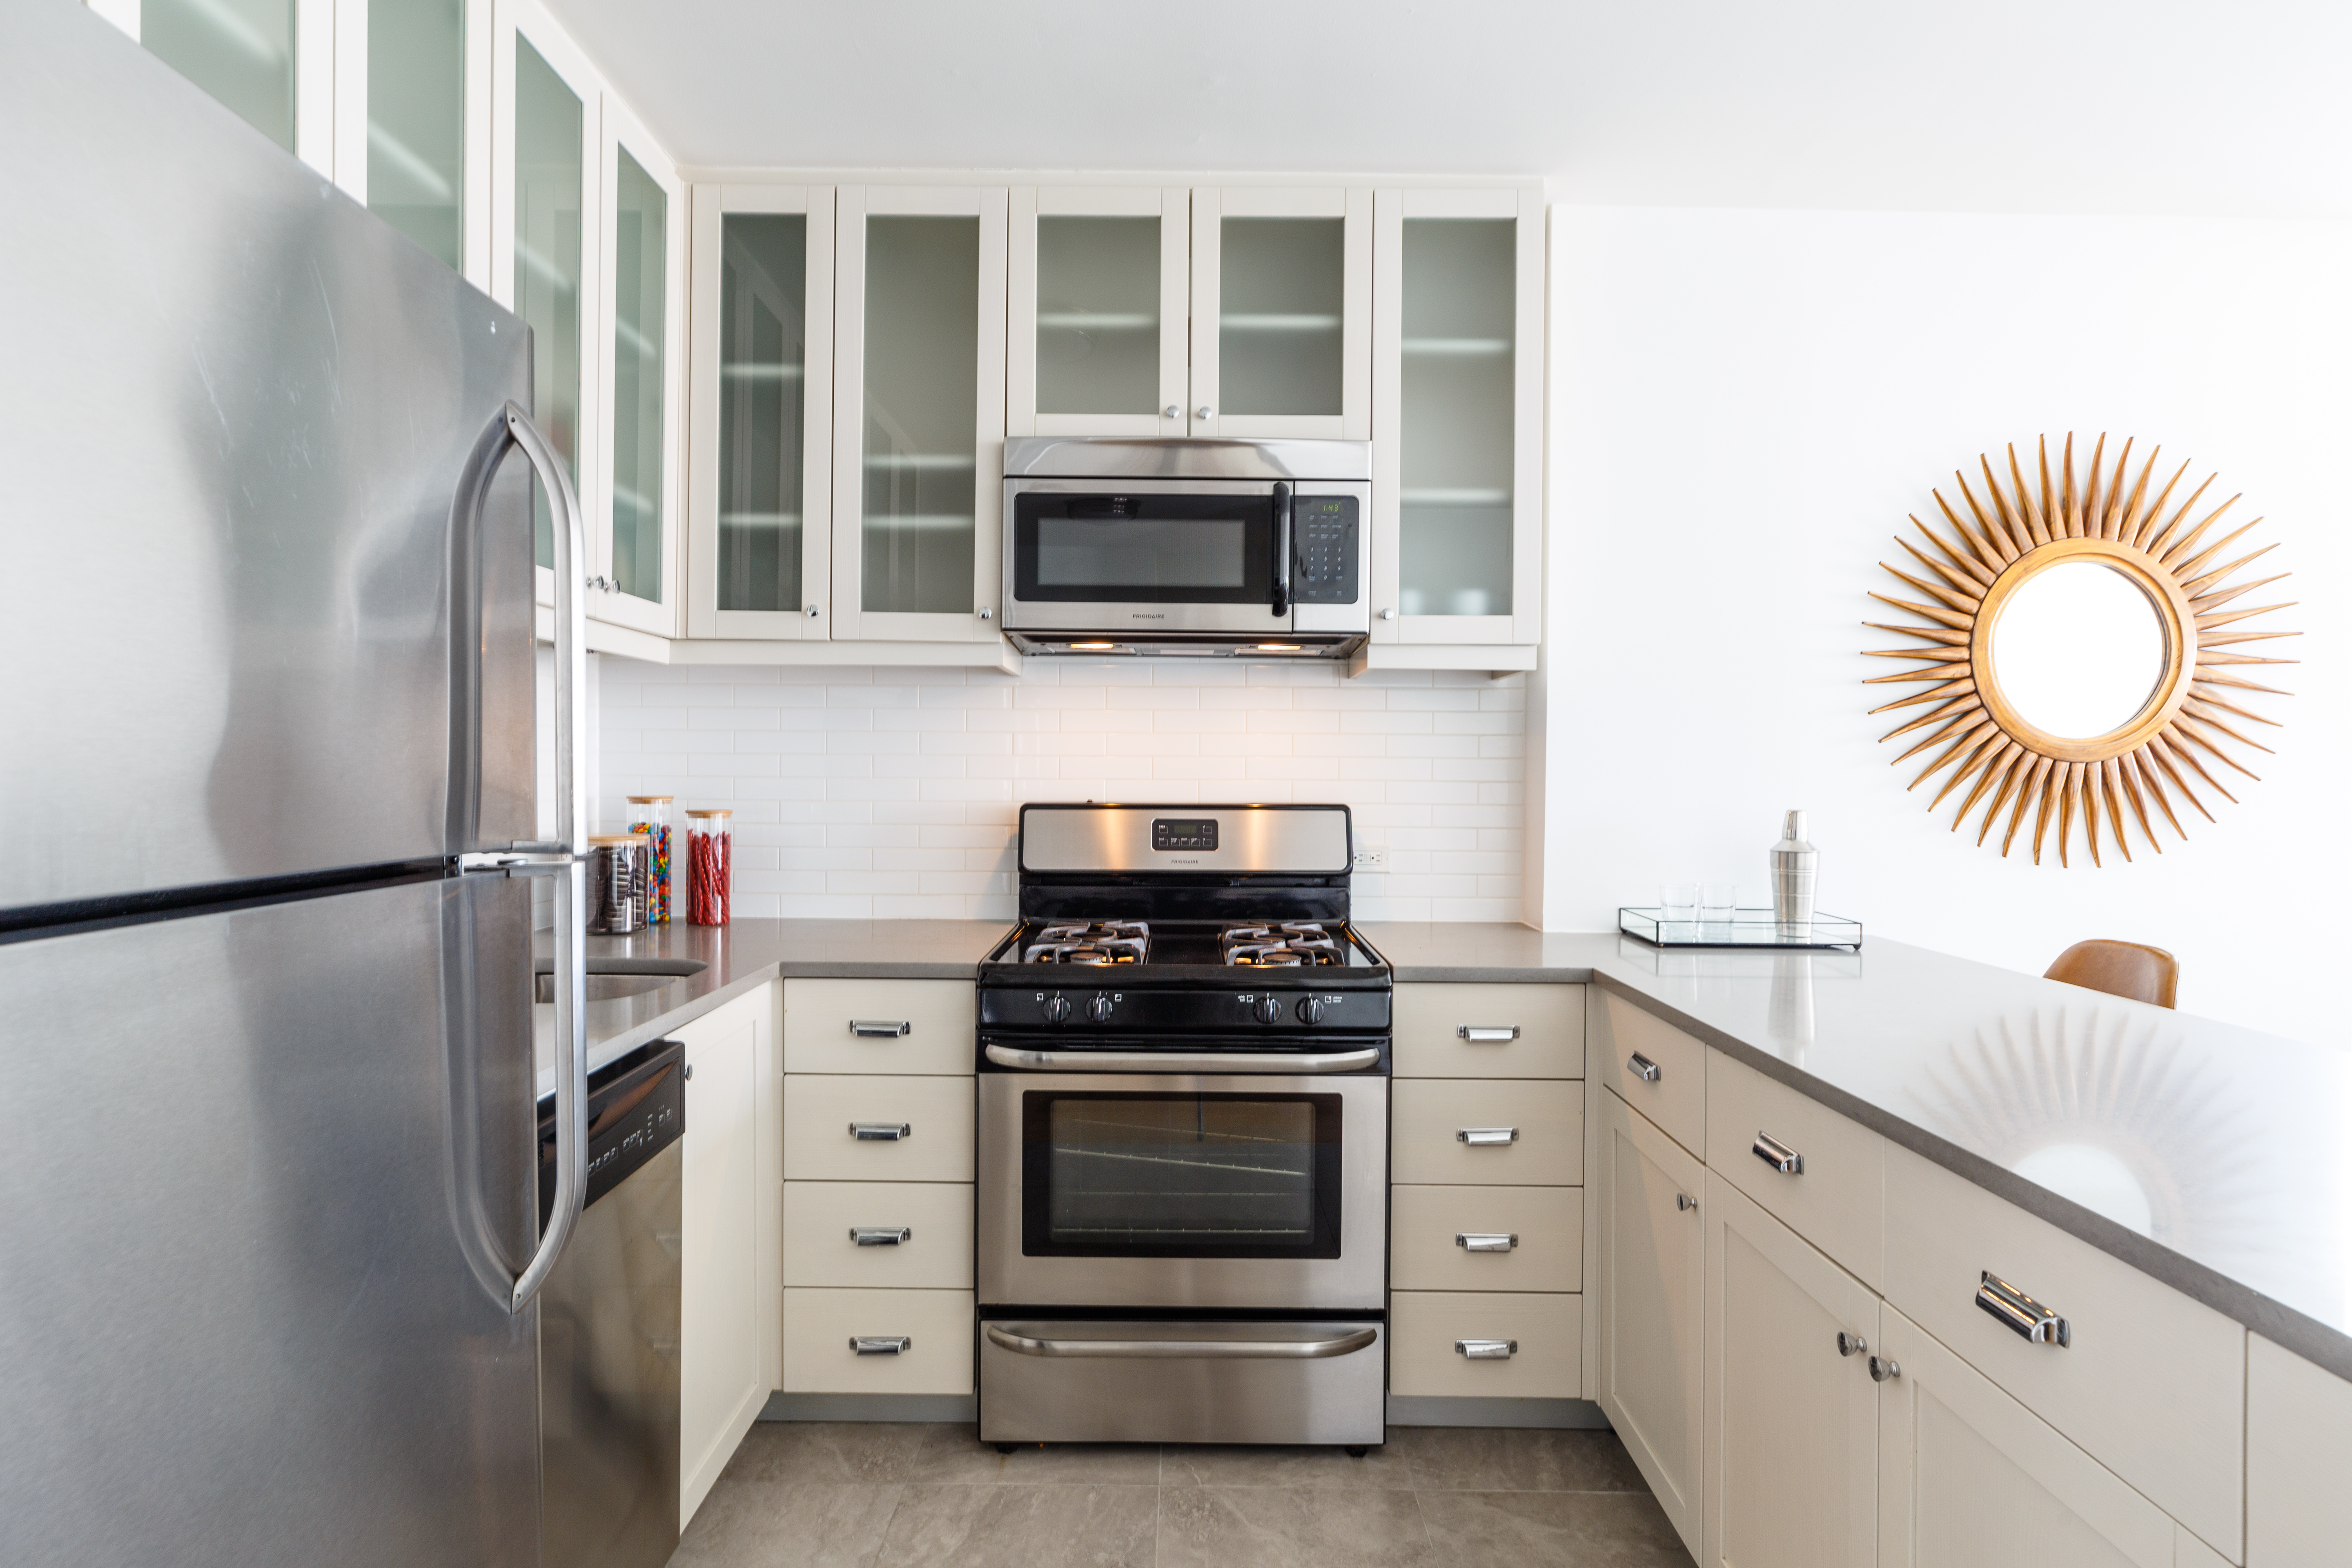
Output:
[599, 658, 1525, 922]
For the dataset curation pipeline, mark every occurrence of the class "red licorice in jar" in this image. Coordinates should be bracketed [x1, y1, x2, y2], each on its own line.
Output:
[686, 809, 732, 926]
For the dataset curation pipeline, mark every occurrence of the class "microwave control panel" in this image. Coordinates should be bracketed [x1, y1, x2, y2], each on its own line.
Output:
[1291, 496, 1359, 604]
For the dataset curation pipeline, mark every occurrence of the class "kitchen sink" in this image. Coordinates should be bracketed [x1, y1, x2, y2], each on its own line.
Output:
[534, 957, 706, 1005]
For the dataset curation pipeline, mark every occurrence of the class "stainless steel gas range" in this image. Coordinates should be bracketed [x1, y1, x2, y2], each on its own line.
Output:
[974, 803, 1390, 1450]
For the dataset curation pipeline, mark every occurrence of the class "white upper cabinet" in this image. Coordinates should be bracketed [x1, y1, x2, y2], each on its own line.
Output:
[1007, 187, 1189, 439]
[685, 185, 835, 640]
[491, 0, 600, 607]
[1370, 187, 1542, 648]
[590, 94, 684, 637]
[1189, 187, 1372, 440]
[831, 186, 1009, 642]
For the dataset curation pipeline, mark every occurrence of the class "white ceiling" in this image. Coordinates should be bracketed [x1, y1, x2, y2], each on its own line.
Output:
[548, 0, 2352, 218]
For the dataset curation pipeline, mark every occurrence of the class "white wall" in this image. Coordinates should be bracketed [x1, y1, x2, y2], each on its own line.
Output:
[1537, 205, 2352, 1047]
[599, 661, 1525, 923]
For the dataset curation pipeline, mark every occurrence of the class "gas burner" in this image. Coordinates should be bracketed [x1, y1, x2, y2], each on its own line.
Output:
[1023, 920, 1150, 964]
[1221, 922, 1343, 967]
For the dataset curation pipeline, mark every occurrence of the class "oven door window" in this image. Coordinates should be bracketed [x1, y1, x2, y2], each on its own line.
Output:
[1022, 1091, 1342, 1259]
[1011, 492, 1274, 603]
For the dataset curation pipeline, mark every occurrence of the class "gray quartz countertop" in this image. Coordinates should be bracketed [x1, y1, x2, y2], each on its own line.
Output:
[1377, 923, 2352, 1382]
[532, 913, 2352, 1380]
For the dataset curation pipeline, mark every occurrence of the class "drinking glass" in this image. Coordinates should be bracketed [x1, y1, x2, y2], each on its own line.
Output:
[1660, 884, 1699, 922]
[1701, 884, 1738, 924]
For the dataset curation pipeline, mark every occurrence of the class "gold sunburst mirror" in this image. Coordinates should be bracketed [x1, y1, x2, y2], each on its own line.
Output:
[1868, 434, 2296, 866]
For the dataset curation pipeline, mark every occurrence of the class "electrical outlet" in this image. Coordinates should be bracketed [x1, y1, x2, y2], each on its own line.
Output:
[1354, 847, 1388, 870]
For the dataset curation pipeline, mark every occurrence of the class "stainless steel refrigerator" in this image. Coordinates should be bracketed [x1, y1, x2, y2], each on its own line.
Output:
[0, 2, 593, 1563]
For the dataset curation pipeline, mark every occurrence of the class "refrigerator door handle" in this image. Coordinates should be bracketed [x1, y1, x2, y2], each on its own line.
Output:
[498, 402, 590, 1316]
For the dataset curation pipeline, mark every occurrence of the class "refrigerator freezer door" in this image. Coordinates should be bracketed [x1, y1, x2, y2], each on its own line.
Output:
[0, 0, 536, 915]
[0, 873, 541, 1567]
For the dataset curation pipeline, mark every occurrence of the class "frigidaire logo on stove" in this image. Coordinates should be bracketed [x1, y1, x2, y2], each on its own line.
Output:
[1130, 612, 1165, 618]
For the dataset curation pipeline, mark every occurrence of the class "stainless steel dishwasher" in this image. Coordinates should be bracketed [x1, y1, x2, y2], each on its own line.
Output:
[538, 1039, 685, 1568]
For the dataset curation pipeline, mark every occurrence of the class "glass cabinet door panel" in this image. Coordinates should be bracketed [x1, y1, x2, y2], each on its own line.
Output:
[1218, 217, 1344, 418]
[860, 216, 979, 616]
[715, 214, 807, 614]
[1396, 218, 1514, 617]
[608, 149, 666, 602]
[142, 0, 297, 151]
[512, 37, 581, 569]
[367, 0, 463, 270]
[1035, 216, 1160, 417]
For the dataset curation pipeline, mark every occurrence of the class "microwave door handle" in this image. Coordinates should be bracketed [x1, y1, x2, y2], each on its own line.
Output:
[1271, 481, 1292, 618]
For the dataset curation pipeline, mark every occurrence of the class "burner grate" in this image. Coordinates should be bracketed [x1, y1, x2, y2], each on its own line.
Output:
[1023, 920, 1151, 965]
[1220, 922, 1343, 967]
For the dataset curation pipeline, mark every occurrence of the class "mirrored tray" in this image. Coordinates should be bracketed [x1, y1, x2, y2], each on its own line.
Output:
[1619, 907, 1863, 950]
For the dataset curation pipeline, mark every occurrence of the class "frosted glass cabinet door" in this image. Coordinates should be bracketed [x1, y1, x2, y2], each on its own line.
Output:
[831, 186, 1008, 643]
[1370, 188, 1543, 648]
[364, 0, 464, 270]
[1189, 187, 1370, 440]
[591, 95, 684, 637]
[686, 186, 835, 640]
[1007, 187, 1189, 439]
[492, 1, 601, 607]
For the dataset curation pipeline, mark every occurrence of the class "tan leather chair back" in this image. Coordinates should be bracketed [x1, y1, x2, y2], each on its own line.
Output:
[2044, 940, 2178, 1009]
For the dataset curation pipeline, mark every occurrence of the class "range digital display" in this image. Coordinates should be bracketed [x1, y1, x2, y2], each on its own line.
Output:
[1151, 818, 1219, 852]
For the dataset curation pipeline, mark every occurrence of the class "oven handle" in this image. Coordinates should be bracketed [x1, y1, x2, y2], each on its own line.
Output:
[1271, 479, 1292, 618]
[982, 1044, 1380, 1074]
[984, 1324, 1379, 1360]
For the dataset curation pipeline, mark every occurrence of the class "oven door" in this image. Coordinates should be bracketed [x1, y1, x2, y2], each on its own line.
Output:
[1003, 478, 1285, 635]
[977, 1069, 1388, 1310]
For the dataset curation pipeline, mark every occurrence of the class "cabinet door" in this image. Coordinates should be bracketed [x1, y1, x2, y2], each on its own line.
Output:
[1702, 1174, 1879, 1568]
[679, 997, 767, 1527]
[1597, 1090, 1706, 1555]
[352, 0, 478, 280]
[1370, 187, 1542, 646]
[492, 0, 603, 610]
[685, 184, 835, 639]
[590, 93, 684, 637]
[1189, 186, 1371, 440]
[1008, 186, 1188, 439]
[831, 185, 1008, 641]
[1876, 1304, 2174, 1568]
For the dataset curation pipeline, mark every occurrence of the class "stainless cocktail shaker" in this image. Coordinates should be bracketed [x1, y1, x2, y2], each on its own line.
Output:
[1770, 810, 1817, 937]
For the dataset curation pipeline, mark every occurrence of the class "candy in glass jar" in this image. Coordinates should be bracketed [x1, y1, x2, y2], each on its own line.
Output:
[624, 795, 673, 922]
[686, 808, 732, 926]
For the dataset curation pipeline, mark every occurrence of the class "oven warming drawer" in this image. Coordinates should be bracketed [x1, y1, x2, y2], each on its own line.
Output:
[979, 1319, 1385, 1446]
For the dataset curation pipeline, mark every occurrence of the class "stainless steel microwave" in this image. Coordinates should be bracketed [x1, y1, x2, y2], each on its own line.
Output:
[1001, 438, 1371, 658]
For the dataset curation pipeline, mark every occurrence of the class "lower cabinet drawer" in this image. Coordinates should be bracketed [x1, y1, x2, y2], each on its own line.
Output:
[782, 1182, 973, 1290]
[781, 1287, 975, 1395]
[1599, 993, 1706, 1158]
[1705, 1048, 1886, 1288]
[1391, 1079, 1583, 1186]
[783, 1074, 975, 1182]
[1389, 1185, 1584, 1293]
[1883, 1145, 2245, 1559]
[1388, 1291, 1582, 1399]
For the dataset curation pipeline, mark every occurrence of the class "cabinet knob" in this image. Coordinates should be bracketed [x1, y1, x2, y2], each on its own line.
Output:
[1196, 405, 1213, 419]
[1836, 1331, 1867, 1357]
[1163, 405, 1181, 419]
[1675, 1192, 1697, 1213]
[1869, 1355, 1901, 1383]
[978, 606, 993, 620]
[806, 603, 821, 618]
[1380, 608, 1396, 621]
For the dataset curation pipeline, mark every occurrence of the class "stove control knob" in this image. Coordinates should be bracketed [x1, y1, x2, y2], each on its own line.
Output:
[1254, 996, 1283, 1025]
[1042, 994, 1072, 1024]
[1296, 996, 1325, 1025]
[1087, 994, 1115, 1024]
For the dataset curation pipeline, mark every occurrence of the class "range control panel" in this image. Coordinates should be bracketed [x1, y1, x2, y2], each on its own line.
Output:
[1291, 496, 1359, 604]
[1151, 817, 1219, 852]
[979, 985, 1391, 1033]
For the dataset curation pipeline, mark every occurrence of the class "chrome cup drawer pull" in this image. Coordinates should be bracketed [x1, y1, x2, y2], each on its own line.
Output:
[1455, 1339, 1518, 1360]
[1457, 1127, 1520, 1146]
[1753, 1131, 1804, 1174]
[1457, 1025, 1521, 1043]
[850, 1335, 912, 1355]
[1628, 1051, 1662, 1083]
[1977, 1271, 2070, 1347]
[1456, 1232, 1519, 1252]
[849, 1122, 912, 1141]
[851, 1227, 912, 1246]
[850, 1019, 912, 1038]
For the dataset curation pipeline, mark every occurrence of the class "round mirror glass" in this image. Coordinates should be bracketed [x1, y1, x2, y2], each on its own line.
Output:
[1989, 561, 2168, 739]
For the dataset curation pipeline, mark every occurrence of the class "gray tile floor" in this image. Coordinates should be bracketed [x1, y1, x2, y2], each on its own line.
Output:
[673, 1422, 1691, 1567]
